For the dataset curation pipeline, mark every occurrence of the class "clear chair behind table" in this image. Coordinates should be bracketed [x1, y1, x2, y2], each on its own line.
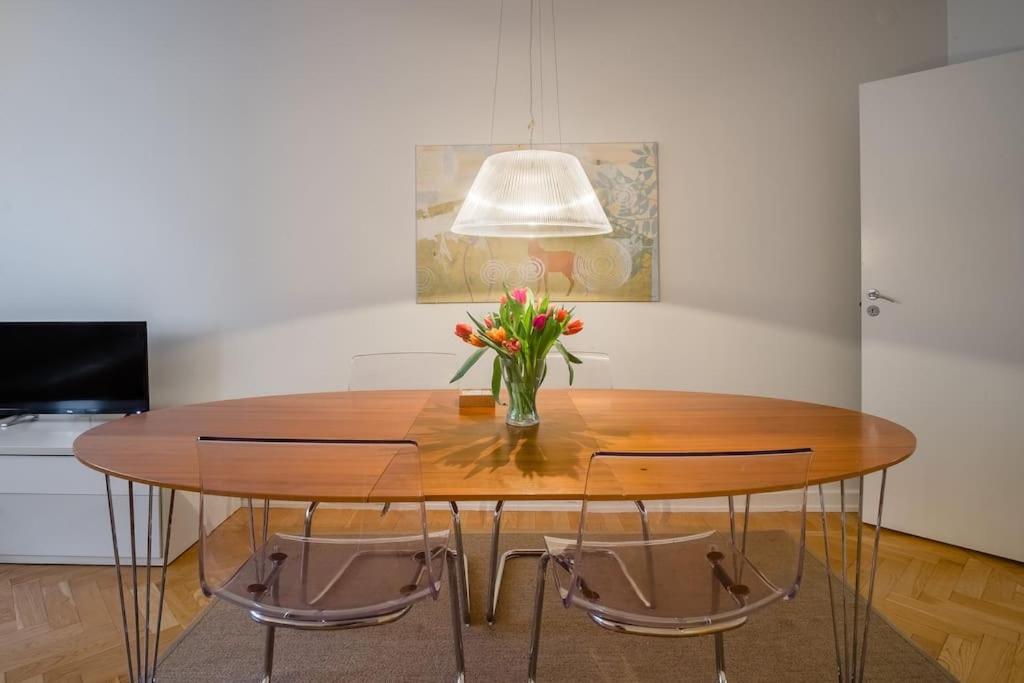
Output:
[528, 448, 813, 682]
[540, 351, 613, 389]
[348, 352, 457, 390]
[197, 438, 464, 683]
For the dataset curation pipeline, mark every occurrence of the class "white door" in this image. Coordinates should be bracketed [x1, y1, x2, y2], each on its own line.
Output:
[859, 51, 1024, 561]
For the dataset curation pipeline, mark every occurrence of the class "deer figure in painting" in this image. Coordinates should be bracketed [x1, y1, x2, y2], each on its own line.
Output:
[528, 240, 577, 296]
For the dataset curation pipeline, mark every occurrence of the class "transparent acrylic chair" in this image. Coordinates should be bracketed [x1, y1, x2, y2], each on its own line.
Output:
[541, 351, 613, 389]
[348, 352, 457, 390]
[197, 438, 465, 682]
[527, 449, 813, 682]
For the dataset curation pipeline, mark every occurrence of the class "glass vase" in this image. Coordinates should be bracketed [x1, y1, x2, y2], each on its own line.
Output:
[501, 356, 544, 427]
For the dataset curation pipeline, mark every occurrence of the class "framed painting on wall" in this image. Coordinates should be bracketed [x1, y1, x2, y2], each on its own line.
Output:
[415, 142, 659, 303]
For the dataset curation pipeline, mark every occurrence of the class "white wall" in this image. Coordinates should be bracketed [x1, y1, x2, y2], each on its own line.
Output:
[947, 0, 1024, 63]
[0, 0, 946, 410]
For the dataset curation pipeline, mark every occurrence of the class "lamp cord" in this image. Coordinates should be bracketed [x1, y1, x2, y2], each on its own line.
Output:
[489, 0, 559, 151]
[488, 0, 504, 147]
[551, 0, 563, 150]
[538, 0, 544, 145]
[528, 0, 535, 148]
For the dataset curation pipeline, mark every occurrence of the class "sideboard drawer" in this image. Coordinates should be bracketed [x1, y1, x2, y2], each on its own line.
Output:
[0, 454, 130, 495]
[0, 492, 162, 563]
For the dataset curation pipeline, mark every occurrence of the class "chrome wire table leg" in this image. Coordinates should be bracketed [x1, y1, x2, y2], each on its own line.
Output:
[819, 470, 888, 683]
[105, 475, 177, 682]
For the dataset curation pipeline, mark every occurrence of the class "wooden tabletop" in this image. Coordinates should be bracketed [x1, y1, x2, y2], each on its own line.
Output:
[73, 389, 915, 501]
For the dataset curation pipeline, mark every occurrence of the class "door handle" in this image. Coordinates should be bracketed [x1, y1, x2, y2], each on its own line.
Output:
[866, 289, 898, 303]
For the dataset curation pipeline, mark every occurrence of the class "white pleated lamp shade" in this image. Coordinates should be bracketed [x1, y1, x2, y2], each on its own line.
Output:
[451, 150, 613, 238]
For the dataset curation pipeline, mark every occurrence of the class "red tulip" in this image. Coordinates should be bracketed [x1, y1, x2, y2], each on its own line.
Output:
[564, 319, 584, 335]
[555, 308, 568, 323]
[532, 314, 548, 331]
[455, 323, 473, 341]
[499, 294, 508, 305]
[484, 315, 494, 329]
[503, 339, 521, 354]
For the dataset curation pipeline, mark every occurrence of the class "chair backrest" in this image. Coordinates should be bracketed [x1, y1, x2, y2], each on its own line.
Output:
[554, 448, 813, 629]
[348, 352, 457, 390]
[196, 438, 447, 622]
[543, 351, 613, 389]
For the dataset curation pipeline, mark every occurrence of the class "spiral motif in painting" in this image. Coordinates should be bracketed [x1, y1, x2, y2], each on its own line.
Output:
[479, 260, 508, 287]
[572, 238, 632, 291]
[416, 267, 436, 295]
[517, 257, 545, 284]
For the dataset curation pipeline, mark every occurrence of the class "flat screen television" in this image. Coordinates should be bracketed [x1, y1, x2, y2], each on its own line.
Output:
[0, 322, 149, 416]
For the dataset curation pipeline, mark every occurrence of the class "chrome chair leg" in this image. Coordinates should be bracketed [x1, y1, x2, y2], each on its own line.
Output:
[304, 500, 388, 534]
[635, 499, 651, 541]
[714, 631, 727, 683]
[527, 552, 551, 683]
[487, 500, 650, 624]
[449, 502, 471, 626]
[485, 500, 546, 624]
[819, 470, 888, 683]
[303, 501, 319, 536]
[486, 500, 505, 624]
[262, 624, 276, 683]
[446, 550, 467, 682]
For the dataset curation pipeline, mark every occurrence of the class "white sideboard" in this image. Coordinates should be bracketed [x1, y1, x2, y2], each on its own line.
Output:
[0, 416, 197, 565]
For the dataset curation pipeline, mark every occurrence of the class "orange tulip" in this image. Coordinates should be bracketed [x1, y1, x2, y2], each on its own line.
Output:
[486, 327, 507, 344]
[455, 323, 473, 341]
[555, 307, 568, 323]
[564, 319, 584, 335]
[499, 294, 508, 305]
[468, 334, 487, 348]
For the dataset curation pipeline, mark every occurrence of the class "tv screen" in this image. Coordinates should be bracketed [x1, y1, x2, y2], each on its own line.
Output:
[0, 322, 149, 415]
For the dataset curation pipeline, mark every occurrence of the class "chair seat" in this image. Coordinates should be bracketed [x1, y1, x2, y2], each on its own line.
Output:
[543, 530, 786, 630]
[213, 529, 450, 623]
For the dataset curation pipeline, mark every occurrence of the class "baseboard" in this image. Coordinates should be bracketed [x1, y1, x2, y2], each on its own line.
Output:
[0, 553, 167, 565]
[257, 483, 855, 514]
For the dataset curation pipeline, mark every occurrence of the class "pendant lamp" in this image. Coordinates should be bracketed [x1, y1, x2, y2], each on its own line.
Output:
[451, 0, 612, 238]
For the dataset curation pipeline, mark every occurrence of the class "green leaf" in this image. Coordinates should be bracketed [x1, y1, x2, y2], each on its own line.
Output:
[490, 355, 503, 404]
[466, 310, 488, 335]
[556, 341, 583, 364]
[466, 312, 512, 357]
[554, 342, 578, 385]
[450, 348, 488, 383]
[466, 310, 488, 333]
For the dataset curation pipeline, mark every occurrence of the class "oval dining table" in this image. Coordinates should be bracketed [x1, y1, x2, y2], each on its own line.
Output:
[75, 388, 915, 683]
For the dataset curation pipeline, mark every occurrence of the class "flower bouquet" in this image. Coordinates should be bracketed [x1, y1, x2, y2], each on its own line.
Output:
[451, 287, 584, 427]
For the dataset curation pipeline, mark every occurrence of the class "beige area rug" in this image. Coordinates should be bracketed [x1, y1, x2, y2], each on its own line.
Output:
[157, 532, 952, 681]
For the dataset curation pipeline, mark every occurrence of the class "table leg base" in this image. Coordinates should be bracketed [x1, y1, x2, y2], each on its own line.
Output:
[819, 469, 888, 683]
[105, 476, 176, 683]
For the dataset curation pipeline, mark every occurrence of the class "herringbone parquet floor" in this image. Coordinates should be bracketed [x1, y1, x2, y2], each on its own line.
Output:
[1, 511, 1022, 682]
